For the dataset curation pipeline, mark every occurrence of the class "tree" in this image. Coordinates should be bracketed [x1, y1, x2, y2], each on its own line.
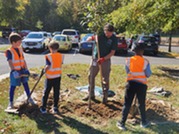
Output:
[111, 0, 179, 52]
[80, 0, 122, 34]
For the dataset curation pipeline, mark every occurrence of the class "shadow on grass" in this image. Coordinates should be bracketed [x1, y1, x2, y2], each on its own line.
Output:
[146, 109, 179, 133]
[19, 105, 106, 134]
[126, 108, 179, 133]
[152, 72, 179, 81]
[61, 114, 107, 134]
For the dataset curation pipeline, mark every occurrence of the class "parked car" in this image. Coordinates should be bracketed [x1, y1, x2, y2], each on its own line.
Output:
[61, 29, 80, 46]
[132, 35, 159, 55]
[2, 27, 17, 38]
[79, 33, 95, 53]
[116, 36, 128, 54]
[150, 33, 161, 45]
[50, 34, 72, 52]
[52, 31, 61, 36]
[19, 30, 31, 38]
[22, 32, 48, 52]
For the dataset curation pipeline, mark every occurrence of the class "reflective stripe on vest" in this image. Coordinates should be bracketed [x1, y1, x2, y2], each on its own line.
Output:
[126, 56, 148, 84]
[46, 53, 62, 79]
[8, 47, 25, 70]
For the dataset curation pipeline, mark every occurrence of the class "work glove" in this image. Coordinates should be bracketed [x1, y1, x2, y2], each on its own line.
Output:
[12, 70, 21, 79]
[97, 57, 105, 64]
[21, 69, 30, 76]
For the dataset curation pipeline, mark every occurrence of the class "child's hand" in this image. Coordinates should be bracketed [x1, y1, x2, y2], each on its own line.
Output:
[12, 71, 20, 79]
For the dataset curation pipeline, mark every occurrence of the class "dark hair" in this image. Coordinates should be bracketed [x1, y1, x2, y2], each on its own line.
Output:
[48, 42, 59, 50]
[133, 42, 146, 51]
[9, 33, 22, 44]
[103, 23, 115, 32]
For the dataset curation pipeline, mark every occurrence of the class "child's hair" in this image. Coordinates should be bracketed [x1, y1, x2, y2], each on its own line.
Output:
[133, 42, 146, 52]
[9, 33, 22, 44]
[48, 42, 59, 50]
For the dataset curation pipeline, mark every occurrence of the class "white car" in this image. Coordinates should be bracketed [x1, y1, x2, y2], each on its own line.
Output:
[61, 29, 80, 46]
[22, 32, 48, 52]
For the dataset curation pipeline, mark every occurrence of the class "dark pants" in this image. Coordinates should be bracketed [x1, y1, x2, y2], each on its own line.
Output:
[42, 77, 61, 108]
[121, 81, 147, 124]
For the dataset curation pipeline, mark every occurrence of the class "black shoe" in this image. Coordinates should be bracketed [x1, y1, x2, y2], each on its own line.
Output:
[116, 121, 126, 131]
[82, 95, 95, 101]
[52, 107, 59, 114]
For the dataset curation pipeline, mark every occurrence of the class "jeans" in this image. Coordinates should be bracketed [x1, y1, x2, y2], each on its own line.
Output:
[121, 81, 147, 124]
[42, 77, 61, 108]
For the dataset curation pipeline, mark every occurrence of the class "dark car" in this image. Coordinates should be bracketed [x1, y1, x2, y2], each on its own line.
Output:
[116, 37, 128, 55]
[19, 30, 31, 38]
[2, 27, 17, 38]
[132, 35, 159, 55]
[150, 33, 161, 45]
[79, 33, 95, 53]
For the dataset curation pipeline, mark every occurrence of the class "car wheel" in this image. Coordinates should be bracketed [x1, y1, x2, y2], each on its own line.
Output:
[42, 44, 46, 51]
[153, 51, 158, 56]
[123, 50, 128, 55]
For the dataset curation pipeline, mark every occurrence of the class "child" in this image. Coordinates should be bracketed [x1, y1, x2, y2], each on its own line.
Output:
[117, 42, 152, 130]
[5, 33, 35, 109]
[40, 42, 63, 114]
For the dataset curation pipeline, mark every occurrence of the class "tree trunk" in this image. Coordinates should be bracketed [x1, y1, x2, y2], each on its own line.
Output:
[168, 31, 172, 52]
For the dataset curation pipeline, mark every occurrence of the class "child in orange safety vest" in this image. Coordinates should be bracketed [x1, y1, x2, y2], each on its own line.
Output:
[117, 42, 152, 131]
[5, 33, 35, 109]
[40, 42, 63, 114]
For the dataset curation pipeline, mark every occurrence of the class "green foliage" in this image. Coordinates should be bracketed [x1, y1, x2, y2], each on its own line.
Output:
[111, 0, 179, 35]
[0, 0, 178, 35]
[80, 0, 122, 34]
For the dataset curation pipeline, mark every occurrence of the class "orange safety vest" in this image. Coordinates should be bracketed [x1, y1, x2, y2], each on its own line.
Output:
[5, 47, 25, 70]
[126, 55, 148, 84]
[45, 53, 62, 79]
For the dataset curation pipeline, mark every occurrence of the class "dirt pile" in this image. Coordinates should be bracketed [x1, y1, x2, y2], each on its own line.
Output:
[16, 91, 179, 124]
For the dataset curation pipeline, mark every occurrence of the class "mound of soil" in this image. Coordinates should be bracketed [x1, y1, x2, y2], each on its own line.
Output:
[16, 90, 179, 124]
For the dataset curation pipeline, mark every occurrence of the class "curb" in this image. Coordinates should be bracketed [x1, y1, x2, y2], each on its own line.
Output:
[0, 73, 9, 82]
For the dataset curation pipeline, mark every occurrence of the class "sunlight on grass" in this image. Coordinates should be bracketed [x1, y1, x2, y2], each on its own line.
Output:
[0, 64, 178, 134]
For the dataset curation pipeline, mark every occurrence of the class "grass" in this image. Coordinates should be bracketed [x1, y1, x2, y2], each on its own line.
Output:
[0, 64, 179, 134]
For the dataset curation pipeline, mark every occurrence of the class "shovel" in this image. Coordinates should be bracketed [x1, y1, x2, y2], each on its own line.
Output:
[26, 68, 45, 104]
[130, 95, 138, 118]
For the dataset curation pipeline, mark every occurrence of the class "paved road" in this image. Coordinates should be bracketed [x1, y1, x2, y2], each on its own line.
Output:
[0, 45, 179, 75]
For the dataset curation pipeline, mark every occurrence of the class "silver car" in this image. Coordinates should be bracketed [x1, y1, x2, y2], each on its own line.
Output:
[22, 32, 48, 52]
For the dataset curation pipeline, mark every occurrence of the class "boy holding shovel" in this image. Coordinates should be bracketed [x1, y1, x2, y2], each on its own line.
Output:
[5, 33, 35, 109]
[117, 42, 152, 130]
[40, 42, 63, 114]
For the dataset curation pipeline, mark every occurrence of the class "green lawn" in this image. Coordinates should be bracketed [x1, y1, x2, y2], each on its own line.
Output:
[0, 64, 179, 134]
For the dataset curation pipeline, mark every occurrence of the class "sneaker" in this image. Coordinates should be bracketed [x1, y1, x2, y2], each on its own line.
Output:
[140, 121, 150, 128]
[7, 102, 13, 109]
[40, 107, 47, 114]
[116, 121, 126, 131]
[28, 98, 36, 105]
[52, 107, 59, 114]
[82, 95, 95, 101]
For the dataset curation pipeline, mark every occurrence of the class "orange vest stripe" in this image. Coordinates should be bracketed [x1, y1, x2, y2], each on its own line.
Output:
[46, 53, 62, 79]
[126, 56, 148, 84]
[6, 47, 25, 70]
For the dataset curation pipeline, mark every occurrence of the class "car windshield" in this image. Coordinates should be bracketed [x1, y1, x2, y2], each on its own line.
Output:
[141, 36, 156, 41]
[54, 36, 66, 41]
[82, 34, 93, 41]
[21, 30, 30, 33]
[63, 31, 76, 35]
[26, 33, 43, 39]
